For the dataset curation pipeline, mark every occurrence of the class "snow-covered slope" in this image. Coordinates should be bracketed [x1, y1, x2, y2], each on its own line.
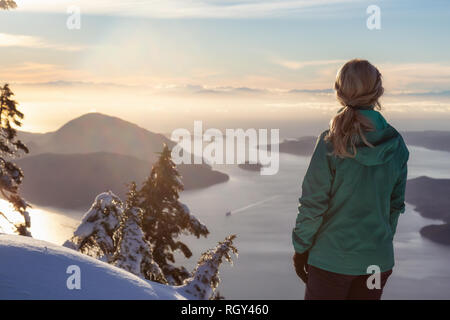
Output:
[0, 234, 187, 300]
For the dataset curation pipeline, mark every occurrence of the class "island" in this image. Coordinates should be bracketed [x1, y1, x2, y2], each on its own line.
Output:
[238, 161, 264, 172]
[258, 136, 317, 156]
[402, 131, 450, 153]
[406, 176, 450, 245]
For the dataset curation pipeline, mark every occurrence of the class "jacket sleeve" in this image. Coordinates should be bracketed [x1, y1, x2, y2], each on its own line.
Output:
[292, 132, 334, 254]
[389, 153, 409, 234]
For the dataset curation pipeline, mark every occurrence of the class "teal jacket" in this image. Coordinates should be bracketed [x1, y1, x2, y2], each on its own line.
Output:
[292, 107, 409, 275]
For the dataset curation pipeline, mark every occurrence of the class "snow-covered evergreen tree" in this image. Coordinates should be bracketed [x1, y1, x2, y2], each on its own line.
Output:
[180, 235, 238, 300]
[113, 183, 166, 284]
[65, 186, 168, 284]
[64, 146, 236, 293]
[63, 191, 123, 262]
[0, 84, 30, 236]
[138, 144, 209, 285]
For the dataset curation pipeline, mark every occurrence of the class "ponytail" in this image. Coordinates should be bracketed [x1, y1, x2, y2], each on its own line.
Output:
[325, 59, 384, 158]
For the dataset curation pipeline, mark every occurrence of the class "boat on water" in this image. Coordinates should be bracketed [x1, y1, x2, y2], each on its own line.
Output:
[225, 211, 231, 217]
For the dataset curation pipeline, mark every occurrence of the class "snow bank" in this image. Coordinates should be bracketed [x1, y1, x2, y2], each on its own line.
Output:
[0, 234, 187, 300]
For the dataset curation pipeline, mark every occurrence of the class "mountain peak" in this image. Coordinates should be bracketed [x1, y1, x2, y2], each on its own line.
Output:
[22, 112, 173, 162]
[59, 112, 139, 131]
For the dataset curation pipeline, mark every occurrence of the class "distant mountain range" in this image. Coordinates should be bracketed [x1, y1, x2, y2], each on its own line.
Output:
[263, 131, 450, 157]
[401, 131, 450, 153]
[406, 176, 450, 223]
[18, 113, 172, 163]
[260, 136, 316, 156]
[16, 113, 228, 210]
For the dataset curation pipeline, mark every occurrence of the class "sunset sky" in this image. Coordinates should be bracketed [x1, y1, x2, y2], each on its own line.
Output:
[1, 0, 449, 136]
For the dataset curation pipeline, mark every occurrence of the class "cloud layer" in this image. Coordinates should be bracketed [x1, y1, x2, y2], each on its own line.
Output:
[16, 0, 357, 18]
[0, 33, 83, 51]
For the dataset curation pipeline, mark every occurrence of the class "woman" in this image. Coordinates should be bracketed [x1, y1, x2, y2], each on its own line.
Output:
[292, 59, 409, 300]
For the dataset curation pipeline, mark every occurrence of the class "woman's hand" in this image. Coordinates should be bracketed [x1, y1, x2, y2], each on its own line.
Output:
[293, 251, 309, 283]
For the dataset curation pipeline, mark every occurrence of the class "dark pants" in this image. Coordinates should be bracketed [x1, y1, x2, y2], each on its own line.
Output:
[305, 265, 392, 300]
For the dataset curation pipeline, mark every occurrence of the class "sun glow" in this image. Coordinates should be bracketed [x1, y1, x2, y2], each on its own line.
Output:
[0, 199, 80, 245]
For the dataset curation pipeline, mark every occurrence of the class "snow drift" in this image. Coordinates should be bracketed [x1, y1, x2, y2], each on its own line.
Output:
[0, 234, 188, 299]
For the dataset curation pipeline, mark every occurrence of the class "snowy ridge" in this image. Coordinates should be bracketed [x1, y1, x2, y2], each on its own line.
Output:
[0, 234, 187, 299]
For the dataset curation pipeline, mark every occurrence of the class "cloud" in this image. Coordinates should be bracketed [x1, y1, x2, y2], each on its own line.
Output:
[382, 101, 450, 113]
[273, 59, 345, 70]
[194, 85, 266, 95]
[396, 90, 450, 97]
[7, 60, 450, 99]
[289, 88, 333, 94]
[0, 33, 84, 51]
[265, 101, 336, 110]
[272, 60, 450, 93]
[0, 62, 90, 83]
[379, 62, 450, 93]
[16, 78, 450, 99]
[16, 0, 358, 18]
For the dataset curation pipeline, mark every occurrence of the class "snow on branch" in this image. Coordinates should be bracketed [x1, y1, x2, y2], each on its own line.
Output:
[179, 235, 237, 300]
[179, 203, 209, 238]
[63, 191, 123, 262]
[113, 206, 167, 284]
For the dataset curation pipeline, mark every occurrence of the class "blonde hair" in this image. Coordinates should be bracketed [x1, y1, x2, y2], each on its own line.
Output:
[325, 59, 384, 158]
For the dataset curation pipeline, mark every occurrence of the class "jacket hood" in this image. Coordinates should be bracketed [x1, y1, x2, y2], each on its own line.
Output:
[354, 124, 401, 166]
[330, 108, 405, 166]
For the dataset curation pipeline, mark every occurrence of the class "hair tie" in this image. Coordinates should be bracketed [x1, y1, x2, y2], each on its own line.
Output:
[346, 104, 374, 110]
